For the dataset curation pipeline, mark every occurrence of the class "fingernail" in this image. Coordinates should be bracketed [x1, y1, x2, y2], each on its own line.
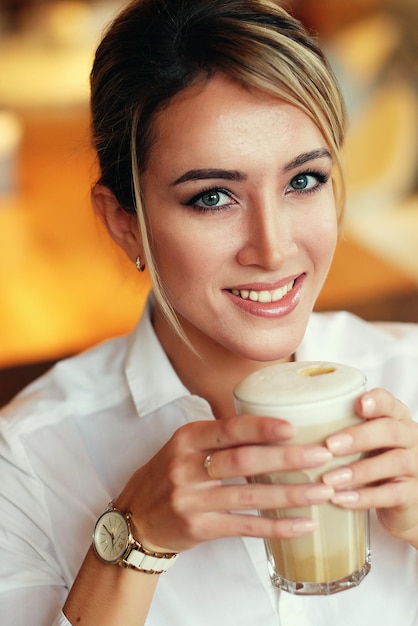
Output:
[326, 433, 353, 454]
[291, 519, 318, 535]
[360, 394, 376, 416]
[305, 484, 334, 502]
[303, 446, 333, 465]
[332, 490, 359, 505]
[322, 467, 353, 486]
[273, 420, 295, 439]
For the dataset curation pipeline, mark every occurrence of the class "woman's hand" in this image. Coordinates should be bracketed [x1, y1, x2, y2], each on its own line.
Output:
[115, 415, 334, 553]
[322, 388, 418, 548]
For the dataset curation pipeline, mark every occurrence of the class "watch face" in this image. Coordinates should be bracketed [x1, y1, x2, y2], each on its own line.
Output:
[93, 510, 131, 563]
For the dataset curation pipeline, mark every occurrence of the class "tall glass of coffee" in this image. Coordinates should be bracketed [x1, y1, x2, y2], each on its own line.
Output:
[233, 361, 371, 595]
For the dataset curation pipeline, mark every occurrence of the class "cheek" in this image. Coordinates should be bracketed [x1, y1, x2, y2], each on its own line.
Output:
[150, 222, 211, 285]
[309, 206, 338, 260]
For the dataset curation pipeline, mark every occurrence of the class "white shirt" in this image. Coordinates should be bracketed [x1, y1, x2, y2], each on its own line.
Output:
[1, 299, 418, 626]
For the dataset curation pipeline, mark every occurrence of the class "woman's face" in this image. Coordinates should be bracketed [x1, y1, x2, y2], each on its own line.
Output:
[140, 74, 338, 362]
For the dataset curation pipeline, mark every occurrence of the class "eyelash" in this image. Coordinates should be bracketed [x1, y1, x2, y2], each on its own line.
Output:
[183, 187, 236, 213]
[286, 170, 330, 195]
[183, 170, 330, 213]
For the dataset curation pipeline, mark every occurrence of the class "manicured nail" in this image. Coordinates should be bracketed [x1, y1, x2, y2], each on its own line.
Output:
[305, 484, 335, 502]
[273, 420, 295, 439]
[303, 446, 333, 465]
[332, 491, 359, 505]
[360, 394, 376, 416]
[322, 467, 353, 486]
[326, 433, 353, 454]
[291, 519, 318, 534]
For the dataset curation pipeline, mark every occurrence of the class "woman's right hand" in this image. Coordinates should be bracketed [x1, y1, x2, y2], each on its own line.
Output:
[114, 415, 334, 553]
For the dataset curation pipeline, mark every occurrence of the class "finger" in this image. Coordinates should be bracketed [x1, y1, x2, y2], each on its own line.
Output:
[355, 388, 411, 422]
[183, 481, 335, 513]
[227, 513, 318, 540]
[203, 444, 333, 480]
[174, 415, 295, 453]
[192, 511, 318, 542]
[330, 478, 416, 511]
[323, 448, 418, 488]
[326, 416, 418, 456]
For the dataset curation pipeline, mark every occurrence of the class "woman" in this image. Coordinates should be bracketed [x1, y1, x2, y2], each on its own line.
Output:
[1, 1, 417, 624]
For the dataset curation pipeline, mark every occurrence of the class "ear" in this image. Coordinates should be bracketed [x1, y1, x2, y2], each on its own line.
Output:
[92, 184, 143, 262]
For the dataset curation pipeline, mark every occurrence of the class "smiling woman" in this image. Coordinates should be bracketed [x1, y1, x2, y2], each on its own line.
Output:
[89, 0, 346, 347]
[1, 1, 418, 626]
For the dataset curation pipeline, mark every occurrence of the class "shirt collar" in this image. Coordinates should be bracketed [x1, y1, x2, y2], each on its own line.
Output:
[124, 295, 191, 417]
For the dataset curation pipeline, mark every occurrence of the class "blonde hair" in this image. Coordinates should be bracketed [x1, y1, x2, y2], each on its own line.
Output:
[91, 0, 347, 343]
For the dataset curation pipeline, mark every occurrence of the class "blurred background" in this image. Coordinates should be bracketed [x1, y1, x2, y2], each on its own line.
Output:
[0, 0, 417, 403]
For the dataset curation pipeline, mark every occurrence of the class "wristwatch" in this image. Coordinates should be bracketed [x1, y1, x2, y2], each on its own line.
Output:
[92, 503, 179, 574]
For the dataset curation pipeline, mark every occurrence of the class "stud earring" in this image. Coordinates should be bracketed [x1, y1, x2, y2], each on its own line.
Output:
[135, 256, 146, 272]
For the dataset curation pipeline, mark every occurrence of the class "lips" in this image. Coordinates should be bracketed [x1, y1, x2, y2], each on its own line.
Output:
[230, 279, 295, 303]
[225, 275, 304, 318]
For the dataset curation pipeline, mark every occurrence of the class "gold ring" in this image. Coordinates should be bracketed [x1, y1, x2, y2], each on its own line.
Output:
[203, 454, 217, 480]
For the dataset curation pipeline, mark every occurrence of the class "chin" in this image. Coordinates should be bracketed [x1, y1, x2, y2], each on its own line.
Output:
[232, 316, 310, 363]
[243, 347, 296, 364]
[231, 333, 304, 364]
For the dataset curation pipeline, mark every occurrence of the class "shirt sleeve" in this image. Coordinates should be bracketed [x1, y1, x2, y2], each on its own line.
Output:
[53, 612, 72, 626]
[0, 587, 68, 625]
[0, 419, 69, 625]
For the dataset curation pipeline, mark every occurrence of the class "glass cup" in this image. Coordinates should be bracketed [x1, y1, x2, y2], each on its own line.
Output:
[233, 360, 371, 595]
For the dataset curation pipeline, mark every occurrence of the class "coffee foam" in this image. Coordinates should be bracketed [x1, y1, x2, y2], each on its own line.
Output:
[233, 361, 366, 426]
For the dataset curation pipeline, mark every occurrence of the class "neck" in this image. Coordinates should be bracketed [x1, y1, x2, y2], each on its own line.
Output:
[153, 308, 292, 420]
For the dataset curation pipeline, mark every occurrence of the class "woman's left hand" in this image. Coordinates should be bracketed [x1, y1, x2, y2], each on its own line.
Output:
[322, 388, 418, 548]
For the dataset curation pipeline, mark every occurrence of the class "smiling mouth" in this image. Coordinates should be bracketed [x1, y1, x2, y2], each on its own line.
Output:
[229, 280, 296, 303]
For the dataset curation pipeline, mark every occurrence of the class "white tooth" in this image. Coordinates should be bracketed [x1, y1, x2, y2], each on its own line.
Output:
[236, 281, 294, 303]
[272, 287, 284, 302]
[258, 290, 272, 303]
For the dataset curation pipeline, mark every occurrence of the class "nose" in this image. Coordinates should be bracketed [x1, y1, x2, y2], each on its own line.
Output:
[236, 197, 298, 270]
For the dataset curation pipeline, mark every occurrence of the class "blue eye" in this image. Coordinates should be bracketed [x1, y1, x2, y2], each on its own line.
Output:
[185, 187, 236, 212]
[200, 190, 223, 206]
[287, 171, 328, 194]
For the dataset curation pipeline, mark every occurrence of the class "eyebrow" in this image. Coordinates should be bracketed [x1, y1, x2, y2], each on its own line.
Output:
[171, 148, 332, 186]
[283, 148, 332, 171]
[171, 168, 247, 186]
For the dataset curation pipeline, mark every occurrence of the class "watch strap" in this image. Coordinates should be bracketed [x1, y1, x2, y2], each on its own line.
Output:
[122, 541, 179, 574]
